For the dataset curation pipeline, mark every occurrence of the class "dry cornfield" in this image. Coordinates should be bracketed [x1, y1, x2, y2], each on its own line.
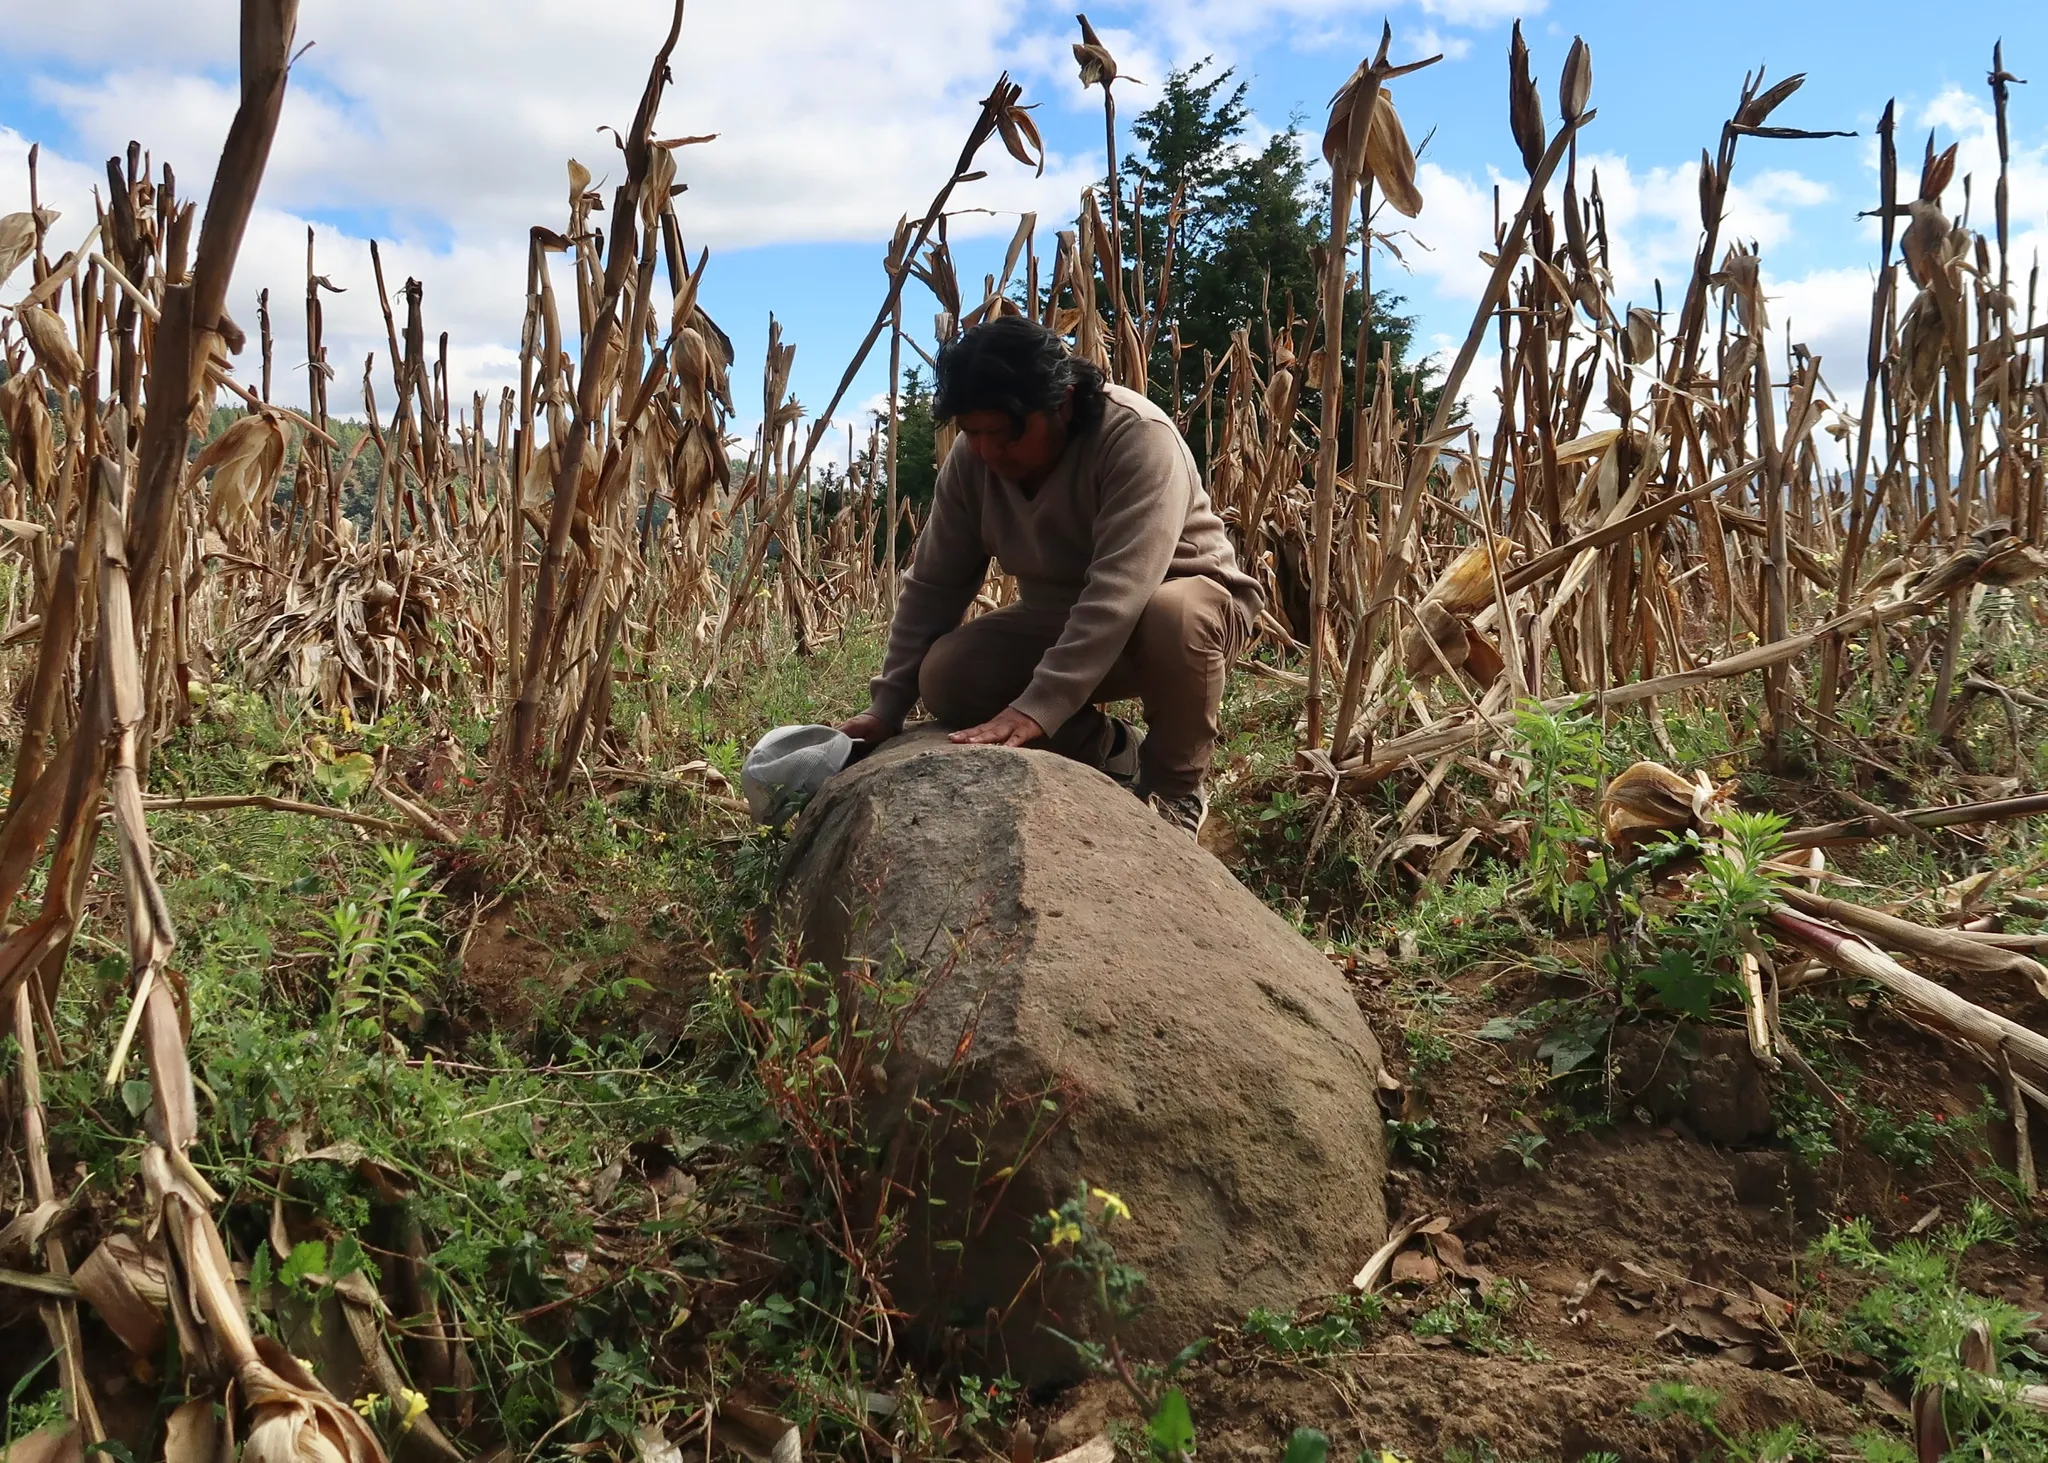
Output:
[2, 1, 2047, 1457]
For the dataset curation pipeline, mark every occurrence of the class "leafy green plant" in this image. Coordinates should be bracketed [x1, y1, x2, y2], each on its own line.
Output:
[1256, 787, 1312, 844]
[1499, 1131, 1547, 1170]
[1279, 1428, 1329, 1463]
[1386, 1117, 1444, 1168]
[1771, 1083, 1840, 1166]
[1147, 1388, 1196, 1462]
[1403, 1025, 1454, 1073]
[1410, 1279, 1538, 1356]
[1634, 1382, 1821, 1460]
[956, 1374, 1023, 1434]
[1037, 1183, 1149, 1370]
[310, 842, 442, 1051]
[3, 1351, 63, 1450]
[1512, 699, 1605, 921]
[1243, 1292, 1385, 1356]
[1808, 1201, 2048, 1457]
[1856, 1102, 1942, 1170]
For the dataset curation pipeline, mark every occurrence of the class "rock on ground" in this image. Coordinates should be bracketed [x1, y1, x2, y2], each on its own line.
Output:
[779, 731, 1387, 1385]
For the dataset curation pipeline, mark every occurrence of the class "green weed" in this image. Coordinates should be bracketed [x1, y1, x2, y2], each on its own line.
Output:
[1386, 1117, 1445, 1168]
[1635, 1381, 1822, 1460]
[1499, 1131, 1548, 1170]
[1243, 1292, 1386, 1356]
[1808, 1201, 2048, 1457]
[1632, 810, 1787, 1021]
[1410, 1279, 1539, 1357]
[1512, 698, 1606, 923]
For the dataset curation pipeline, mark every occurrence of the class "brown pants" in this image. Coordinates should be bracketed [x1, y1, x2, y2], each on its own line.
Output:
[918, 576, 1241, 797]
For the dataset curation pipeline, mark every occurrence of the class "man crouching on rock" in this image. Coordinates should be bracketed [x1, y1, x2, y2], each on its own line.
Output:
[837, 316, 1263, 837]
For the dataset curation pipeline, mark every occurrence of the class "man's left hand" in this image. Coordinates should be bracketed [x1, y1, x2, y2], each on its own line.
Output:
[950, 707, 1046, 748]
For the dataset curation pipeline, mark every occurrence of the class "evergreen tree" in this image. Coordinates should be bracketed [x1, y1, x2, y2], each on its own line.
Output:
[1117, 61, 1440, 440]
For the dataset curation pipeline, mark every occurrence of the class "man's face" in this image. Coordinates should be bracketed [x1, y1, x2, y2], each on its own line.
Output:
[955, 401, 1068, 485]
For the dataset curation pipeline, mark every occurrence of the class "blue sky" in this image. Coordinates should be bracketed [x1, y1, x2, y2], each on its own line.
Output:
[3, 0, 2044, 451]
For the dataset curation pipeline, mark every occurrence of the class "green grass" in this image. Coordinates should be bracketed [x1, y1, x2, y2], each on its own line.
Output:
[5, 628, 917, 1453]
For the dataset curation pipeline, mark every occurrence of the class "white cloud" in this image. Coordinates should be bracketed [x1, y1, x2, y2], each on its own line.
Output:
[0, 0, 1119, 431]
[1405, 27, 1474, 65]
[1417, 0, 1542, 25]
[0, 0, 1551, 421]
[8, 0, 1109, 253]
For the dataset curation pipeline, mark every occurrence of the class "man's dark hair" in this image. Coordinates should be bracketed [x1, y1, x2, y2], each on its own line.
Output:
[932, 316, 1107, 434]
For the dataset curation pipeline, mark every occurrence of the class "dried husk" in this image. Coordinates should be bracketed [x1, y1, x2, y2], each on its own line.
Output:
[1623, 306, 1658, 365]
[2, 1423, 81, 1463]
[1558, 37, 1592, 123]
[0, 370, 54, 497]
[191, 412, 291, 542]
[164, 1396, 224, 1463]
[1600, 760, 1719, 854]
[1508, 21, 1545, 174]
[1365, 91, 1423, 218]
[995, 103, 1045, 176]
[1399, 597, 1470, 677]
[1322, 63, 1376, 177]
[239, 1347, 381, 1463]
[18, 305, 82, 387]
[73, 1230, 172, 1357]
[1737, 73, 1805, 128]
[1072, 15, 1116, 88]
[0, 207, 57, 290]
[1424, 536, 1520, 615]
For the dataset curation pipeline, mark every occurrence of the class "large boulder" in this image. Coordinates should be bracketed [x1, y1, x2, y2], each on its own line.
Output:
[779, 731, 1388, 1385]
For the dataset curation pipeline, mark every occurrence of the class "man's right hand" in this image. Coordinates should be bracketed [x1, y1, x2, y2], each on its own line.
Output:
[837, 711, 894, 746]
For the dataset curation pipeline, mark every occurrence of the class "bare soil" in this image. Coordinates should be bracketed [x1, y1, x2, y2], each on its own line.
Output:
[1013, 903, 2048, 1461]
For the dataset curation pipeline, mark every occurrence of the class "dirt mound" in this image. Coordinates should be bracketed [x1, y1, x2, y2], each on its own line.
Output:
[780, 730, 1389, 1385]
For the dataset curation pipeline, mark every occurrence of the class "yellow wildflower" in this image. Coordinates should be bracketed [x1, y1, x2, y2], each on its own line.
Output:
[398, 1389, 430, 1431]
[1091, 1188, 1131, 1222]
[353, 1394, 382, 1417]
[1044, 1211, 1083, 1246]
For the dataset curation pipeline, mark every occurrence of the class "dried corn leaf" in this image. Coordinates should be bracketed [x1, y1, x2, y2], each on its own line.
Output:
[1072, 15, 1117, 88]
[74, 1231, 170, 1357]
[18, 305, 81, 387]
[0, 207, 56, 291]
[1365, 91, 1422, 217]
[1601, 761, 1719, 856]
[0, 1198, 60, 1263]
[164, 1397, 224, 1463]
[191, 412, 291, 543]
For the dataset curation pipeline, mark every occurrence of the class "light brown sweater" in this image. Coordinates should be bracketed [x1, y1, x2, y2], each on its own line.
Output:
[868, 384, 1263, 734]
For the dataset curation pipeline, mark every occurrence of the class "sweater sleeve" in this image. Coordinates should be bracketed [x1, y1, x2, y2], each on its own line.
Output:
[866, 446, 988, 729]
[1009, 420, 1184, 735]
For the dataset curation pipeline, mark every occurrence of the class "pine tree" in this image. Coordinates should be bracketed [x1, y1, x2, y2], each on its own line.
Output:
[1118, 61, 1440, 442]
